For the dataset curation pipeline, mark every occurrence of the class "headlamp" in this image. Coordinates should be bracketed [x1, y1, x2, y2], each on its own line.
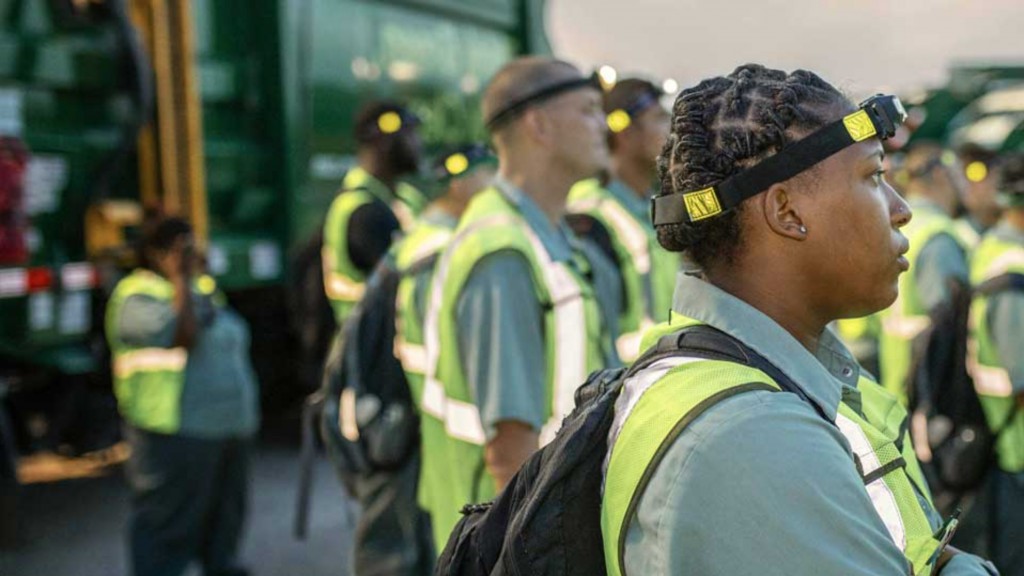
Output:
[965, 161, 989, 183]
[485, 72, 602, 131]
[652, 94, 907, 225]
[434, 144, 496, 182]
[607, 89, 662, 134]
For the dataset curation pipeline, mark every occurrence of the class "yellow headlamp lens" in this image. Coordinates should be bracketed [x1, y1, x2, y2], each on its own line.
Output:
[445, 153, 469, 177]
[377, 111, 403, 134]
[965, 161, 988, 183]
[607, 109, 631, 134]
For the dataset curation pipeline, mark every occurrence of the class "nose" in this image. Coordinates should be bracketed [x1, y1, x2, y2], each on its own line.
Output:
[888, 183, 912, 229]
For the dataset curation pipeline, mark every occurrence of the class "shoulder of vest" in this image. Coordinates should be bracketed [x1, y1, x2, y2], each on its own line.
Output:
[113, 269, 174, 301]
[973, 237, 1024, 282]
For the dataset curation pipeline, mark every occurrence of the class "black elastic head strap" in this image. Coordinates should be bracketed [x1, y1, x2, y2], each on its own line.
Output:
[652, 94, 907, 226]
[485, 73, 602, 132]
[607, 88, 663, 134]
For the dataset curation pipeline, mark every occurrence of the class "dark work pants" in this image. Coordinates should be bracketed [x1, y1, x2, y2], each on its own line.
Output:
[991, 469, 1024, 576]
[125, 427, 250, 576]
[350, 452, 435, 576]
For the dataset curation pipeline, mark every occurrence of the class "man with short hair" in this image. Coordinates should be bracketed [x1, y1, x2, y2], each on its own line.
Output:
[419, 57, 621, 545]
[322, 101, 425, 325]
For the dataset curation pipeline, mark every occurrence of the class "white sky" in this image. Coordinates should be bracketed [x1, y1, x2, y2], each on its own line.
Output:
[548, 0, 1024, 96]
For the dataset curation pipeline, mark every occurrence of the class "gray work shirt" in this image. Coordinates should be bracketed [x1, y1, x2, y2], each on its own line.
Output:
[613, 272, 995, 575]
[456, 179, 621, 440]
[984, 221, 1024, 395]
[117, 287, 260, 439]
[910, 199, 970, 311]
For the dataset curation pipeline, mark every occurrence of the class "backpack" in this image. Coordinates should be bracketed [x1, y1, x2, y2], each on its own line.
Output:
[318, 254, 433, 479]
[435, 324, 818, 576]
[906, 272, 1024, 497]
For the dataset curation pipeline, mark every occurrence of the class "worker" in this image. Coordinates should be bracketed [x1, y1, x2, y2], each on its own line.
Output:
[567, 78, 678, 362]
[418, 57, 621, 546]
[956, 144, 1004, 248]
[966, 152, 1024, 576]
[107, 216, 259, 576]
[601, 64, 996, 575]
[343, 143, 496, 576]
[322, 101, 426, 325]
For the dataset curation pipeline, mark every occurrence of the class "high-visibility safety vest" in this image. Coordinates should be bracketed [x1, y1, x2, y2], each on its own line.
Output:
[322, 167, 426, 324]
[603, 320, 944, 576]
[968, 234, 1024, 473]
[954, 218, 982, 250]
[105, 270, 221, 433]
[568, 179, 677, 362]
[419, 186, 607, 546]
[878, 204, 961, 405]
[391, 217, 454, 517]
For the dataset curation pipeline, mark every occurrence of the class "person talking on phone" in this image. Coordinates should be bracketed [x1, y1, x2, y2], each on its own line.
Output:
[106, 216, 259, 576]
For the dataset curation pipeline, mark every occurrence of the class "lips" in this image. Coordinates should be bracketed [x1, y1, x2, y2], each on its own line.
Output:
[895, 235, 910, 271]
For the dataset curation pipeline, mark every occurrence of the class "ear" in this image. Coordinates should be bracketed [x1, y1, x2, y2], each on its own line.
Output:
[520, 107, 553, 147]
[760, 182, 808, 241]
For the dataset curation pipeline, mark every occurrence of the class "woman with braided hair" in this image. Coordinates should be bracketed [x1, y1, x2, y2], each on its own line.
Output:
[599, 65, 997, 575]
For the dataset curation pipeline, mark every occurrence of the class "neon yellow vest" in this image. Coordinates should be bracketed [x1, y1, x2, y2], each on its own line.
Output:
[567, 179, 677, 362]
[322, 167, 425, 324]
[603, 320, 944, 576]
[105, 270, 221, 433]
[879, 205, 961, 404]
[968, 234, 1024, 472]
[419, 187, 607, 546]
[392, 217, 455, 516]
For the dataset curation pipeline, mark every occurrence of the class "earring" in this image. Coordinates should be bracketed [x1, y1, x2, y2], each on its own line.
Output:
[799, 225, 807, 234]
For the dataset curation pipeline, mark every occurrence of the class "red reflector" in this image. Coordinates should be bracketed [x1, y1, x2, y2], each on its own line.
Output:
[27, 267, 52, 292]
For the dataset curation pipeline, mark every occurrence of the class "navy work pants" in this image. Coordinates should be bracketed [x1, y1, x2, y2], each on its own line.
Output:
[349, 451, 434, 576]
[125, 427, 250, 576]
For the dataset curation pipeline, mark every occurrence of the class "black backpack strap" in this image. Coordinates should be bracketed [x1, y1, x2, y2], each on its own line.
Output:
[627, 324, 830, 422]
[975, 271, 1024, 296]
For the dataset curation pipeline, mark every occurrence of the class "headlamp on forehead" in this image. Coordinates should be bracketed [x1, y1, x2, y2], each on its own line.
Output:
[966, 161, 989, 183]
[356, 107, 421, 142]
[433, 143, 496, 182]
[607, 89, 662, 134]
[485, 72, 602, 131]
[652, 94, 907, 225]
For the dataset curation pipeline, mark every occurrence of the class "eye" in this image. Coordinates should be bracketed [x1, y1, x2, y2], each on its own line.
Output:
[872, 169, 887, 185]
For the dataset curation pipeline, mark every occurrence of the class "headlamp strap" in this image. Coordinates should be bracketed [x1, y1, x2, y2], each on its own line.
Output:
[652, 96, 904, 226]
[485, 74, 601, 131]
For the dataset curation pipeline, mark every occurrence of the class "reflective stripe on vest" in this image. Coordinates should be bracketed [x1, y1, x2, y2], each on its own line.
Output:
[835, 412, 906, 550]
[322, 246, 367, 301]
[422, 213, 590, 446]
[113, 347, 188, 378]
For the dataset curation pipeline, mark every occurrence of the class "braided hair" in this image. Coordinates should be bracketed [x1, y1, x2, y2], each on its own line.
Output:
[657, 64, 849, 268]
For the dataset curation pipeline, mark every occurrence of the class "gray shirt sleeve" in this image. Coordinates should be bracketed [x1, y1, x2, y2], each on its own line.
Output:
[625, 391, 912, 576]
[456, 251, 546, 440]
[915, 233, 969, 311]
[987, 290, 1024, 395]
[117, 294, 177, 348]
[576, 239, 623, 367]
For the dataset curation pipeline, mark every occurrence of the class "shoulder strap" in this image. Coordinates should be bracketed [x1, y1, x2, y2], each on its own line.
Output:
[627, 324, 829, 422]
[975, 271, 1024, 297]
